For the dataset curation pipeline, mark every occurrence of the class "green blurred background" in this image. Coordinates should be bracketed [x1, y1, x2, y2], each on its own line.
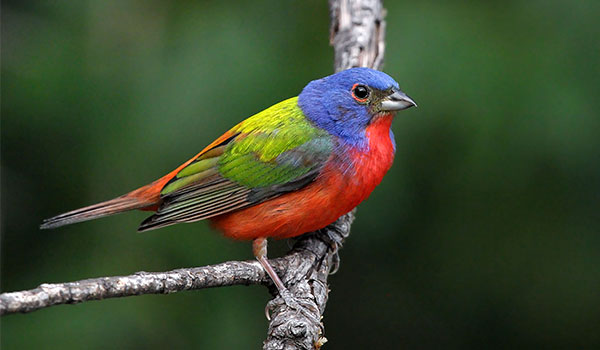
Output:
[2, 0, 599, 348]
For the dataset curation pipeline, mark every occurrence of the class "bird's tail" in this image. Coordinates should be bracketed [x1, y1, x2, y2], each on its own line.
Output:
[39, 146, 213, 230]
[40, 181, 165, 230]
[40, 195, 156, 230]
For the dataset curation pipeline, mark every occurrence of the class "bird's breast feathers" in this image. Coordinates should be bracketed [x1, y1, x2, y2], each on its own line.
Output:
[334, 113, 396, 205]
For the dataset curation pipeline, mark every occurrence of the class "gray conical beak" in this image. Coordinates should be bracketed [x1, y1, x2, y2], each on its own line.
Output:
[380, 89, 417, 111]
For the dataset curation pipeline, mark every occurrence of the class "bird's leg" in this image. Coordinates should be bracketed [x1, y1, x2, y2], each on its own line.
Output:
[253, 237, 287, 292]
[253, 237, 320, 323]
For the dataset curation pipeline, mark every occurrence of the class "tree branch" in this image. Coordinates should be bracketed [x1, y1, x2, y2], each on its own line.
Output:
[1, 211, 356, 350]
[330, 0, 386, 71]
[0, 261, 269, 315]
[263, 1, 386, 348]
[1, 1, 385, 349]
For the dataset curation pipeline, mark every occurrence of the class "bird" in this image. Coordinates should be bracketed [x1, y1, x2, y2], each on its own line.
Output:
[40, 67, 416, 298]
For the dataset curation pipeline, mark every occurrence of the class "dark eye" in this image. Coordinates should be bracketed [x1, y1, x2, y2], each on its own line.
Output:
[352, 84, 370, 102]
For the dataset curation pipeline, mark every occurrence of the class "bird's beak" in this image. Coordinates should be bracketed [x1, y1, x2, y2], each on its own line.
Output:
[380, 89, 417, 111]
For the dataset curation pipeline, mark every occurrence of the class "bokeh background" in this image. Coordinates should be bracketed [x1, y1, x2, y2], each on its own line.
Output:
[2, 0, 599, 348]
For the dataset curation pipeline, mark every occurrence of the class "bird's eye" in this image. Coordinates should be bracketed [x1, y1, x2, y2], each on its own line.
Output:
[351, 84, 370, 103]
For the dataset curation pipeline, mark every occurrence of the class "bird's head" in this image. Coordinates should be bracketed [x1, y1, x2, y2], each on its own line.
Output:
[298, 67, 416, 147]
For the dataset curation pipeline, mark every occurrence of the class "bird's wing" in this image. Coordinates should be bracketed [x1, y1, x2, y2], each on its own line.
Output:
[138, 97, 333, 231]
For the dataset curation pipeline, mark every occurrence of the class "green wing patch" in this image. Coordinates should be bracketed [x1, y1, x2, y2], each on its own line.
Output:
[138, 97, 333, 232]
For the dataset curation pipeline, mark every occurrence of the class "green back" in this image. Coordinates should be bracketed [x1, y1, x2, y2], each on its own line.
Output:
[219, 97, 331, 187]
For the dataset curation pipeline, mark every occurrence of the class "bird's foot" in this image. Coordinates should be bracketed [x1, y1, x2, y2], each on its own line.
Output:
[253, 237, 321, 325]
[317, 227, 345, 275]
[265, 287, 321, 325]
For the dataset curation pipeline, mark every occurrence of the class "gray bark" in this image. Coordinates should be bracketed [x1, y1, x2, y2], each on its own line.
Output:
[1, 1, 386, 349]
[330, 0, 386, 71]
[0, 261, 268, 314]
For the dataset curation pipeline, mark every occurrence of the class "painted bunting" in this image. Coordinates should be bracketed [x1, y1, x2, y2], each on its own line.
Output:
[41, 67, 416, 295]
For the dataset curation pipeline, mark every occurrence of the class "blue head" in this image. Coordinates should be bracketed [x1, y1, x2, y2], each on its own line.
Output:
[298, 67, 415, 148]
